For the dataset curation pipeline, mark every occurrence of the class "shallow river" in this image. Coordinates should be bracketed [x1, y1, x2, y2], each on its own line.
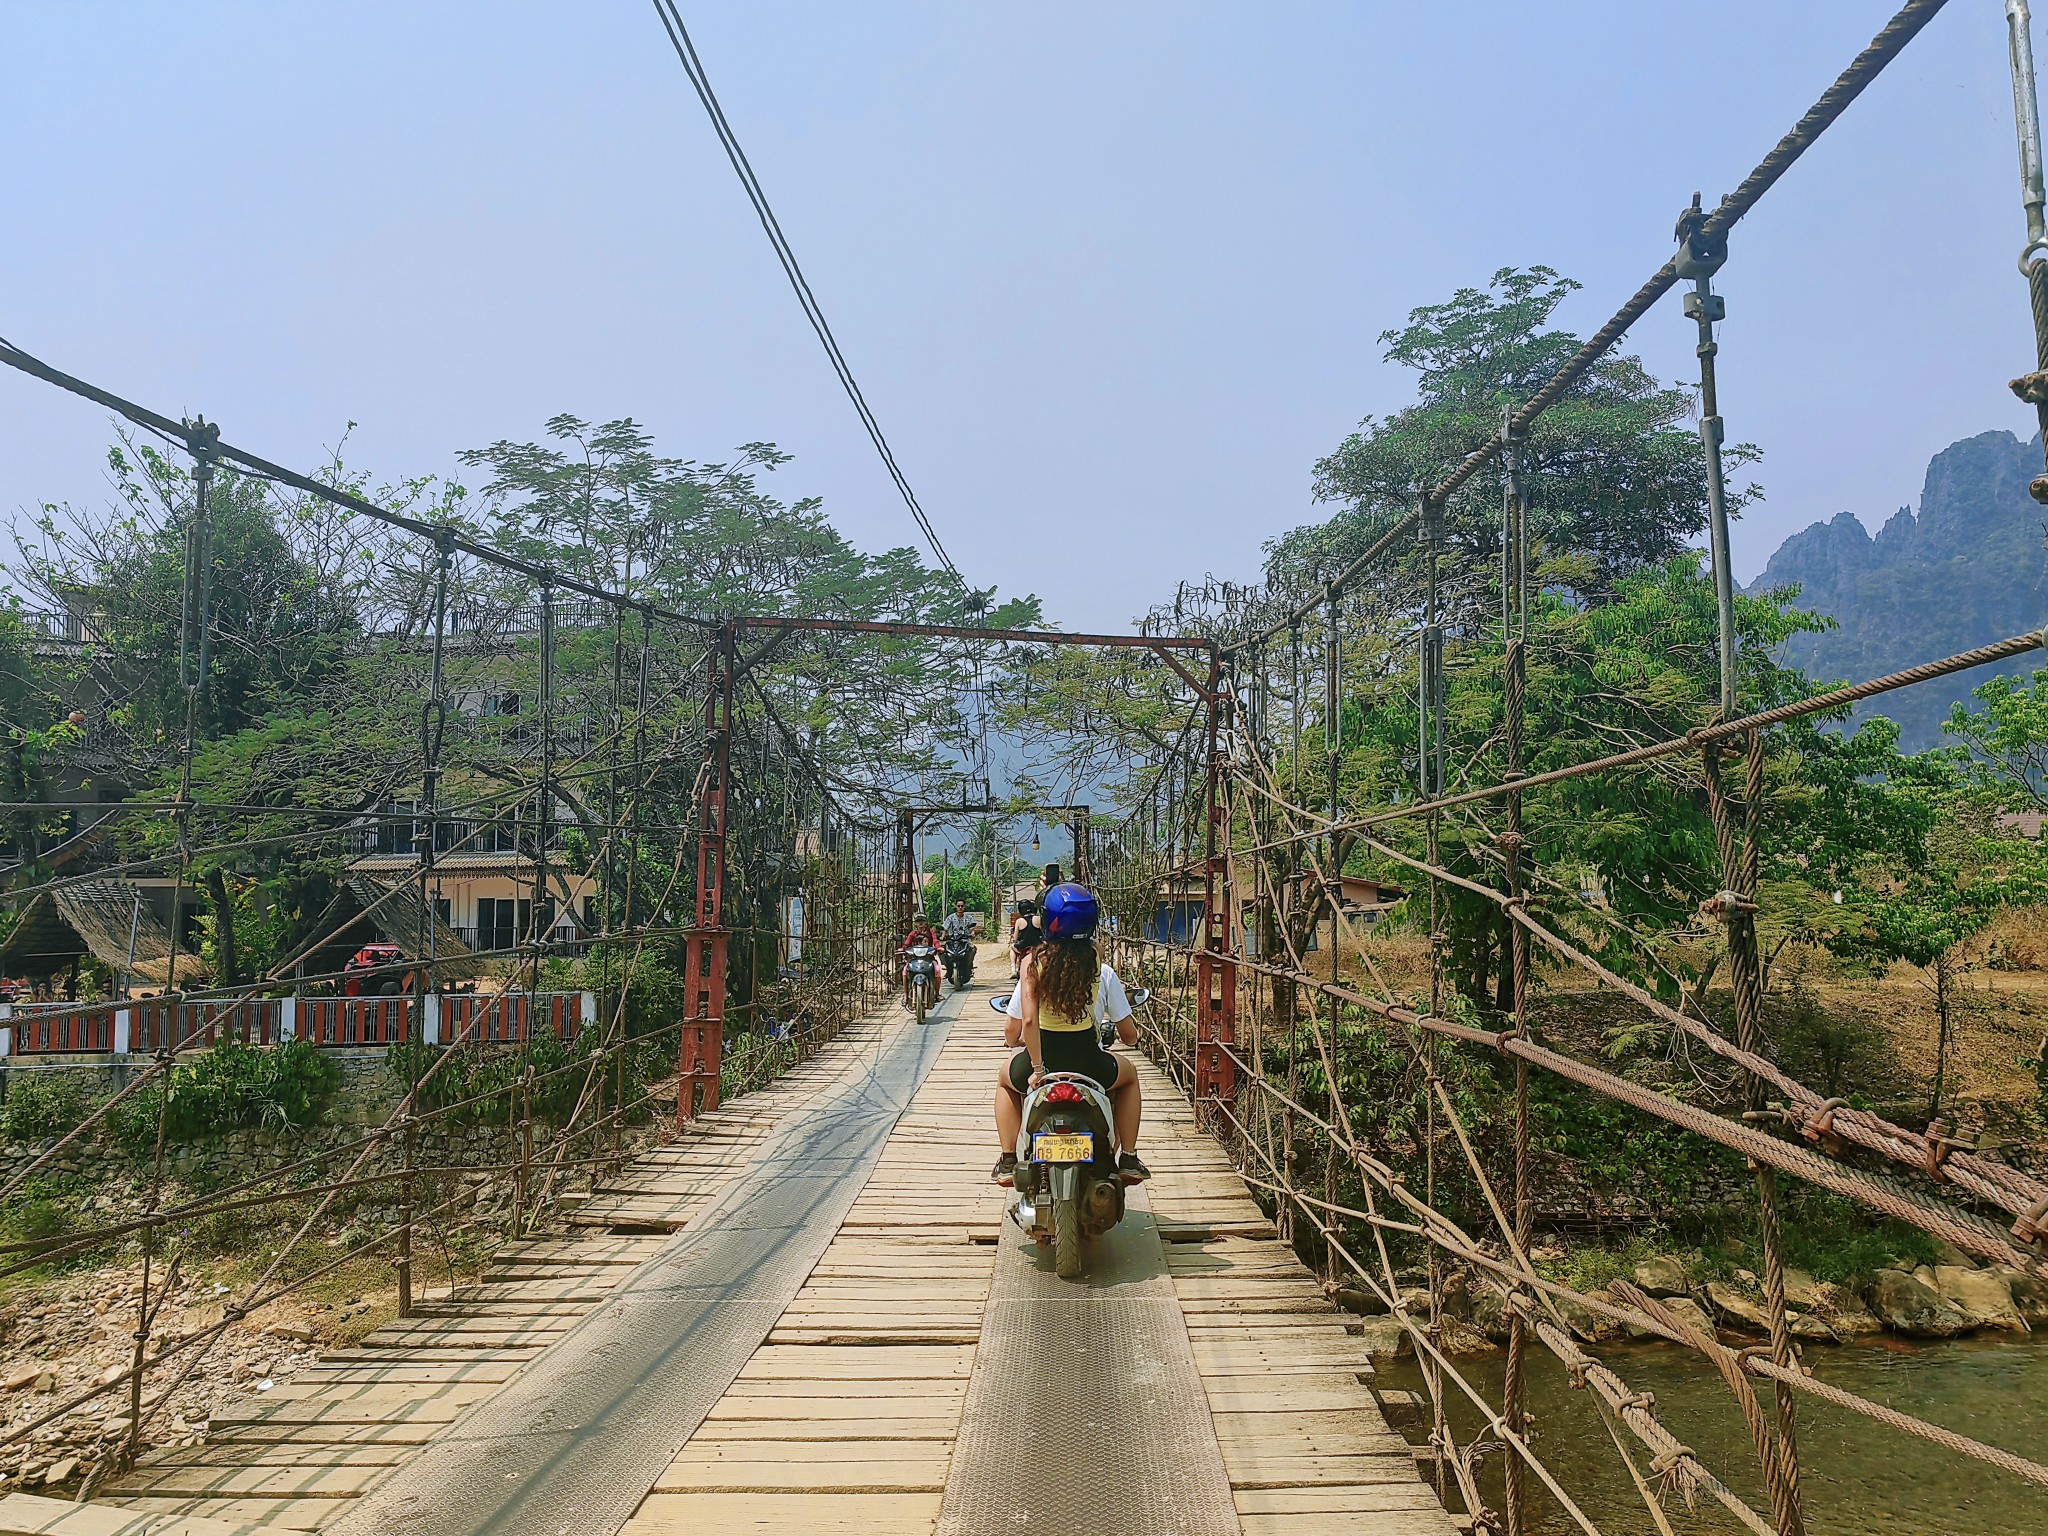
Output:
[1375, 1334, 2048, 1534]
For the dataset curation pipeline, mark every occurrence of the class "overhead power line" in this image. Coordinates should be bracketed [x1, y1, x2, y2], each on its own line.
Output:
[648, 1, 963, 584]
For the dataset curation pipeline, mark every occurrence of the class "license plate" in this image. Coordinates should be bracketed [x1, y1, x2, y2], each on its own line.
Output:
[1032, 1132, 1093, 1163]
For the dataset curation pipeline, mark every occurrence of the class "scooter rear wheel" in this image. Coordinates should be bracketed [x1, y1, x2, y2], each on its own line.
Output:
[1053, 1193, 1083, 1278]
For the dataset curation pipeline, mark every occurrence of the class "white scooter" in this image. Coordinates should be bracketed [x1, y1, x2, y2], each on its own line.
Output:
[988, 987, 1151, 1279]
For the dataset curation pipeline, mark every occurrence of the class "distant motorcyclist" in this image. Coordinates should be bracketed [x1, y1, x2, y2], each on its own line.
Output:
[1009, 897, 1039, 978]
[942, 897, 977, 945]
[941, 898, 977, 988]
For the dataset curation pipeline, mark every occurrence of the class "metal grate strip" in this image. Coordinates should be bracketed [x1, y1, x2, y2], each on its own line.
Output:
[936, 1185, 1242, 1536]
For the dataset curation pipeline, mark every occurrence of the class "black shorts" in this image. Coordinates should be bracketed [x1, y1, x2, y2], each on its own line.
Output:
[1008, 1030, 1122, 1094]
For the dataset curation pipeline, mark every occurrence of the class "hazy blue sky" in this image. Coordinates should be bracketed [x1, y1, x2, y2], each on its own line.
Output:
[1, 3, 2037, 628]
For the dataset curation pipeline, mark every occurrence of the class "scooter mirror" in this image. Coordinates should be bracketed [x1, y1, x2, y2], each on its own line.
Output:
[1128, 987, 1152, 1008]
[988, 995, 1013, 1014]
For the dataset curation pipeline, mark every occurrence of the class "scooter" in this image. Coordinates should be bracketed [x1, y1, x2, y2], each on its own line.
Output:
[903, 942, 940, 1023]
[942, 930, 975, 989]
[989, 986, 1152, 1279]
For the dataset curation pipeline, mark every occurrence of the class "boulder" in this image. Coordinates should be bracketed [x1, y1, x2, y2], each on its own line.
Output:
[1701, 1281, 1771, 1334]
[1789, 1311, 1840, 1344]
[1782, 1268, 1821, 1310]
[1331, 1286, 1388, 1318]
[1553, 1292, 1621, 1344]
[1811, 1281, 1882, 1337]
[1439, 1318, 1496, 1356]
[1995, 1268, 2048, 1329]
[1930, 1238, 1979, 1270]
[1620, 1292, 1715, 1342]
[2, 1362, 41, 1392]
[1469, 1288, 1510, 1344]
[1631, 1255, 1689, 1297]
[1353, 1317, 1412, 1357]
[1435, 1272, 1476, 1320]
[1872, 1268, 1977, 1338]
[1932, 1265, 2029, 1332]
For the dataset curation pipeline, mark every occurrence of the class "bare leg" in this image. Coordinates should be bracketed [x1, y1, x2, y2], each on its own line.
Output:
[1110, 1056, 1142, 1152]
[995, 1074, 1023, 1152]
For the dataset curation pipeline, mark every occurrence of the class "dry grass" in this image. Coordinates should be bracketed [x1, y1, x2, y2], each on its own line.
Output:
[1324, 917, 2048, 1141]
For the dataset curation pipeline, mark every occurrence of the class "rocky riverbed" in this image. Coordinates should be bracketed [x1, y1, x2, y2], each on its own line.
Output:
[0, 1266, 385, 1497]
[1339, 1238, 2048, 1357]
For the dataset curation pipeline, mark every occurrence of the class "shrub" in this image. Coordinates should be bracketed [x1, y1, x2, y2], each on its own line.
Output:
[105, 1038, 340, 1154]
[0, 1071, 89, 1142]
[386, 1019, 668, 1133]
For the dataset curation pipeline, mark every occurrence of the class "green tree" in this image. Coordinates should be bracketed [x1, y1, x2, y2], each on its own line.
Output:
[1279, 266, 1760, 611]
[1942, 666, 2048, 812]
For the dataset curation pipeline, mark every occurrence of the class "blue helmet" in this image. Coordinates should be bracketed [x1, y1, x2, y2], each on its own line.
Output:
[1041, 882, 1099, 940]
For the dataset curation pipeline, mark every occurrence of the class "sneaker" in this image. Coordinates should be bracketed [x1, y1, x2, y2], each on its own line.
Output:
[1118, 1152, 1151, 1183]
[991, 1153, 1018, 1186]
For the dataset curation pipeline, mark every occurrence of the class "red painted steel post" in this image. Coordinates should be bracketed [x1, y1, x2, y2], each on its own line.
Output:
[1193, 649, 1237, 1115]
[680, 623, 735, 1121]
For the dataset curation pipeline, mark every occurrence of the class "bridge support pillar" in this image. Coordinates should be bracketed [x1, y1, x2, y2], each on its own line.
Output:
[1194, 951, 1237, 1113]
[680, 623, 735, 1124]
[1194, 649, 1237, 1122]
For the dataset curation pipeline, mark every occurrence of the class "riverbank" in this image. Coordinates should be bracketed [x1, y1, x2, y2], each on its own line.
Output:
[1338, 1235, 2048, 1361]
[1377, 1331, 2048, 1534]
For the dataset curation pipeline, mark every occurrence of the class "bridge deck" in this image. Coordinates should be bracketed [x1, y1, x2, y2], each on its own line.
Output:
[0, 957, 1453, 1536]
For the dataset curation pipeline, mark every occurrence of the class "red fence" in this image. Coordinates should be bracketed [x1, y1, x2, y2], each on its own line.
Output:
[441, 992, 582, 1045]
[0, 992, 590, 1057]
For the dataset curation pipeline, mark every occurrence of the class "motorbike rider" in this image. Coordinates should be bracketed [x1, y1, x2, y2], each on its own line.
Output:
[941, 898, 976, 986]
[942, 896, 976, 944]
[991, 882, 1149, 1186]
[898, 913, 939, 1003]
[1008, 897, 1039, 978]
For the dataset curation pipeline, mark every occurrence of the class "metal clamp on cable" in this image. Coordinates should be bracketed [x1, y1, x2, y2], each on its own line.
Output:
[2011, 370, 2048, 404]
[182, 415, 221, 466]
[1922, 1118, 1970, 1182]
[1673, 192, 1729, 279]
[1698, 889, 1757, 923]
[1801, 1096, 1851, 1157]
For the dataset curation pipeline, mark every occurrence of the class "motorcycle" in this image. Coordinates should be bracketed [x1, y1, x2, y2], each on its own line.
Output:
[942, 929, 975, 989]
[903, 942, 939, 1023]
[989, 985, 1152, 1278]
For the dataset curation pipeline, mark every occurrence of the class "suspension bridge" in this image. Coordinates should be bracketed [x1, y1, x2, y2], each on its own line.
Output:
[2, 1, 2048, 1533]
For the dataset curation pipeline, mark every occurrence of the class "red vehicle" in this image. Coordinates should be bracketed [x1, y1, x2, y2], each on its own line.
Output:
[342, 943, 413, 997]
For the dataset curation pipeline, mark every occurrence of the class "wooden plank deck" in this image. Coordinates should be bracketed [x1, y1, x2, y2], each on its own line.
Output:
[618, 1011, 1457, 1536]
[22, 960, 1456, 1536]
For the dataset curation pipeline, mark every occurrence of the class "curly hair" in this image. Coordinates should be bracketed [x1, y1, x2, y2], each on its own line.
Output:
[1032, 935, 1098, 1026]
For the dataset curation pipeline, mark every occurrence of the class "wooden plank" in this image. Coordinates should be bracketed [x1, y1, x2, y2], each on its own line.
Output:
[626, 1491, 942, 1533]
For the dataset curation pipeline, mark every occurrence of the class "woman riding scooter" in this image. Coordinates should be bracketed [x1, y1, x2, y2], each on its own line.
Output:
[991, 882, 1149, 1185]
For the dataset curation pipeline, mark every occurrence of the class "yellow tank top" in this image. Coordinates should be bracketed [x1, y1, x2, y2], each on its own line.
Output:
[1037, 975, 1103, 1033]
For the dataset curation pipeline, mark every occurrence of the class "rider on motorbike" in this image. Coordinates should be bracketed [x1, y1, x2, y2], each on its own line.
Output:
[898, 914, 939, 1003]
[941, 898, 976, 987]
[991, 882, 1149, 1186]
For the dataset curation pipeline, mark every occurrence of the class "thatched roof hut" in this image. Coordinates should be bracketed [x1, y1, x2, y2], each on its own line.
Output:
[287, 877, 488, 985]
[0, 881, 203, 986]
